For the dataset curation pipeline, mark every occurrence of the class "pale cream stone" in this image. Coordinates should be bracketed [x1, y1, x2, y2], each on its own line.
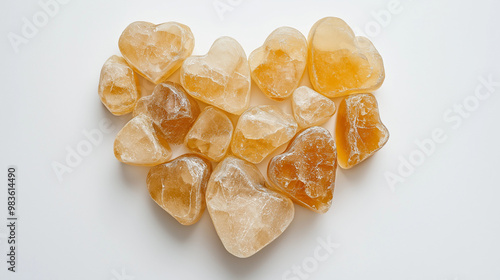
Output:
[291, 86, 336, 128]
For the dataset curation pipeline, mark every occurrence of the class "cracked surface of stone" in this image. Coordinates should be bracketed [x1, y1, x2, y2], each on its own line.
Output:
[185, 106, 233, 162]
[249, 27, 307, 101]
[119, 21, 194, 84]
[308, 17, 384, 98]
[292, 86, 336, 128]
[206, 156, 294, 258]
[268, 127, 337, 213]
[231, 105, 298, 164]
[180, 37, 251, 115]
[147, 154, 212, 225]
[98, 55, 139, 116]
[114, 114, 172, 166]
[134, 82, 200, 144]
[336, 93, 389, 169]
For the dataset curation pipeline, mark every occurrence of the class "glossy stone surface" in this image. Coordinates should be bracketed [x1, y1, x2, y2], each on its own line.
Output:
[134, 82, 200, 144]
[231, 105, 298, 164]
[249, 27, 307, 101]
[291, 86, 336, 128]
[119, 21, 194, 84]
[185, 106, 233, 162]
[180, 37, 251, 115]
[98, 55, 139, 115]
[206, 156, 294, 258]
[268, 127, 337, 213]
[147, 154, 212, 225]
[336, 93, 389, 169]
[308, 17, 385, 98]
[114, 115, 171, 166]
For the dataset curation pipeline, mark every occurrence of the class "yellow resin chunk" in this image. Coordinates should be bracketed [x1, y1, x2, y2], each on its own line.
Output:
[180, 37, 251, 115]
[114, 115, 171, 166]
[268, 127, 337, 213]
[98, 55, 139, 115]
[147, 154, 212, 225]
[291, 86, 336, 128]
[249, 27, 307, 101]
[185, 106, 233, 162]
[336, 93, 389, 169]
[119, 21, 194, 84]
[206, 156, 294, 258]
[231, 105, 298, 164]
[308, 17, 385, 98]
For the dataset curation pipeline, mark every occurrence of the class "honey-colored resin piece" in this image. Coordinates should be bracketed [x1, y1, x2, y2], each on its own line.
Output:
[185, 106, 233, 162]
[180, 37, 251, 115]
[114, 115, 171, 166]
[268, 127, 337, 213]
[134, 82, 200, 144]
[336, 93, 389, 169]
[206, 156, 294, 258]
[119, 21, 194, 84]
[98, 55, 139, 115]
[231, 105, 298, 164]
[291, 86, 336, 128]
[147, 154, 212, 225]
[308, 17, 385, 98]
[248, 27, 307, 101]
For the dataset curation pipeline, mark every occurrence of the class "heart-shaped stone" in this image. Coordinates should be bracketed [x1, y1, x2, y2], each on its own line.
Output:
[206, 156, 294, 258]
[268, 127, 337, 213]
[249, 27, 307, 101]
[147, 154, 212, 226]
[291, 86, 336, 128]
[180, 36, 251, 115]
[119, 21, 194, 84]
[308, 17, 385, 98]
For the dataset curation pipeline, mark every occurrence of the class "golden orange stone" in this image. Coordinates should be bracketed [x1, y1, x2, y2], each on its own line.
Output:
[291, 86, 336, 128]
[147, 154, 212, 225]
[336, 93, 389, 169]
[308, 17, 385, 98]
[249, 27, 307, 101]
[119, 21, 194, 84]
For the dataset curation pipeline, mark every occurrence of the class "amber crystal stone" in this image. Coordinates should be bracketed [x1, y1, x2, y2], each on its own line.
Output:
[336, 93, 389, 169]
[147, 154, 212, 225]
[206, 156, 294, 258]
[291, 86, 336, 128]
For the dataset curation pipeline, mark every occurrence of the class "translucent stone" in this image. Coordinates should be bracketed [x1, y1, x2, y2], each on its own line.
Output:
[180, 37, 251, 115]
[248, 27, 307, 101]
[184, 106, 233, 162]
[119, 21, 194, 84]
[268, 127, 337, 213]
[291, 86, 336, 128]
[336, 93, 389, 169]
[308, 17, 385, 98]
[98, 55, 139, 115]
[114, 115, 171, 166]
[133, 82, 200, 144]
[231, 105, 298, 164]
[206, 156, 294, 258]
[147, 154, 212, 225]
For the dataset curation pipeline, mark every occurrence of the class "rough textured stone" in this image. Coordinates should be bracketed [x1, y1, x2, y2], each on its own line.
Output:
[308, 17, 385, 98]
[291, 86, 336, 128]
[336, 93, 389, 169]
[249, 27, 307, 101]
[206, 156, 294, 258]
[268, 127, 337, 213]
[185, 106, 233, 162]
[180, 37, 251, 115]
[231, 105, 298, 164]
[147, 154, 212, 225]
[134, 82, 200, 144]
[119, 21, 194, 84]
[98, 55, 139, 115]
[114, 115, 171, 166]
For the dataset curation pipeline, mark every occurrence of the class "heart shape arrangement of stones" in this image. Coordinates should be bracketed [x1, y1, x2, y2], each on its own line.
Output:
[98, 17, 390, 258]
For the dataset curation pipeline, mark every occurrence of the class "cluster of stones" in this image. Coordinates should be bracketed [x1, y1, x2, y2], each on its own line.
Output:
[98, 17, 389, 258]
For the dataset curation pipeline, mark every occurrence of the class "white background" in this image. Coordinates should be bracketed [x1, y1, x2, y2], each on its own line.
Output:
[1, 0, 500, 279]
